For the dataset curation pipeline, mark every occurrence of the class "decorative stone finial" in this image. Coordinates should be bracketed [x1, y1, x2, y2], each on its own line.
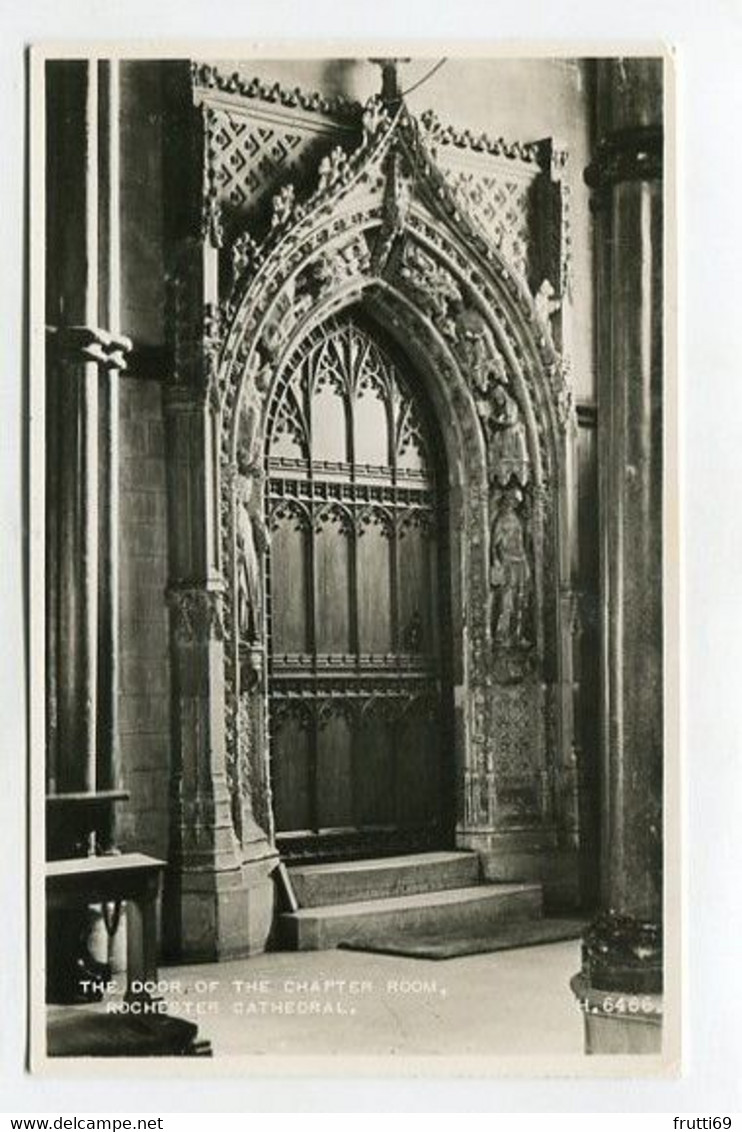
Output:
[369, 57, 411, 104]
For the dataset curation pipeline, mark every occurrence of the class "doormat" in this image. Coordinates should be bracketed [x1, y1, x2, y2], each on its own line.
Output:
[337, 917, 585, 960]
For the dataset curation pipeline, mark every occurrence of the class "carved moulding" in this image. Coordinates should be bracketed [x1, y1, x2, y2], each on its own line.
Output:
[192, 61, 362, 122]
[209, 100, 573, 841]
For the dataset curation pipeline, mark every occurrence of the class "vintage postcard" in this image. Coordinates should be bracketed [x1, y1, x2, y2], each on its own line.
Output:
[28, 42, 679, 1075]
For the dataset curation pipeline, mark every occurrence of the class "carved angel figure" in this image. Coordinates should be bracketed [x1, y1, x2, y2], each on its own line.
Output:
[238, 349, 272, 466]
[312, 236, 371, 296]
[453, 304, 509, 397]
[399, 245, 461, 335]
[489, 384, 530, 487]
[261, 277, 313, 357]
[490, 489, 531, 647]
[535, 278, 561, 330]
[235, 446, 270, 644]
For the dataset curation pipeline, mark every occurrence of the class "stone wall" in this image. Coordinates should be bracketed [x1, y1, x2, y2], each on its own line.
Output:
[117, 377, 171, 860]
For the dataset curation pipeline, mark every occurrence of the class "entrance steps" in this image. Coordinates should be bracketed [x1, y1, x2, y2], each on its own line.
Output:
[279, 850, 577, 954]
[288, 850, 480, 908]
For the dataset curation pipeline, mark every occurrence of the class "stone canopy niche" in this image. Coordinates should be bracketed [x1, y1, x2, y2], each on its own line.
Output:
[164, 62, 581, 959]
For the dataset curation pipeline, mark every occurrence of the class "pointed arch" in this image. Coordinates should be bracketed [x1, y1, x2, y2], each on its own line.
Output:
[215, 101, 576, 852]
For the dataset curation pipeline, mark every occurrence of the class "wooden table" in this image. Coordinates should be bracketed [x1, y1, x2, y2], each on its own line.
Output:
[46, 853, 165, 999]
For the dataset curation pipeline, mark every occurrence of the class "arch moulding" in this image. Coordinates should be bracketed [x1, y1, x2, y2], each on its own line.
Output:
[164, 95, 582, 959]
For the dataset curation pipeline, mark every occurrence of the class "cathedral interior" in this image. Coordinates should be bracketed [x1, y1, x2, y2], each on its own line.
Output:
[40, 54, 665, 1058]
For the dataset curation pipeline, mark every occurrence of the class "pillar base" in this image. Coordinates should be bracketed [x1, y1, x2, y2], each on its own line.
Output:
[570, 972, 662, 1054]
[165, 853, 277, 963]
[458, 828, 581, 910]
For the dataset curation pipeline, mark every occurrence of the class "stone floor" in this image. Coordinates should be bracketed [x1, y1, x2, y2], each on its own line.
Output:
[143, 940, 585, 1058]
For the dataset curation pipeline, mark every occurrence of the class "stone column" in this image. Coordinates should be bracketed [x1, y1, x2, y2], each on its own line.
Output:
[163, 231, 274, 961]
[45, 60, 132, 1000]
[45, 61, 100, 798]
[571, 58, 664, 1054]
[96, 59, 124, 838]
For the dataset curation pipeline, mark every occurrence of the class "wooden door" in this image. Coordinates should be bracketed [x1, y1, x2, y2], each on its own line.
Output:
[265, 317, 452, 861]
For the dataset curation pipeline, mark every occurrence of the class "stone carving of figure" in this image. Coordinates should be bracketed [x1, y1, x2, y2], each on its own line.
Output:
[261, 276, 314, 359]
[399, 244, 461, 336]
[373, 152, 412, 272]
[235, 357, 272, 643]
[489, 384, 530, 487]
[452, 302, 509, 399]
[312, 236, 371, 297]
[239, 349, 272, 463]
[235, 445, 270, 644]
[534, 278, 561, 336]
[490, 489, 531, 647]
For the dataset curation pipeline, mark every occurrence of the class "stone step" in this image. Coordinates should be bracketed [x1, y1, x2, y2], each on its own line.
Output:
[338, 916, 585, 960]
[280, 882, 543, 951]
[287, 851, 481, 908]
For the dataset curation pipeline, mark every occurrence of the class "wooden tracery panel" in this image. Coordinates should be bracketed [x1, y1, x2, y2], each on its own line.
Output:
[266, 317, 452, 859]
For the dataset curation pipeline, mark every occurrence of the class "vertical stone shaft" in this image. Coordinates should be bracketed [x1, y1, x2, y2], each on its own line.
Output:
[97, 60, 122, 821]
[602, 173, 663, 919]
[593, 60, 664, 928]
[571, 58, 665, 1054]
[80, 61, 100, 795]
[162, 227, 257, 960]
[48, 62, 100, 796]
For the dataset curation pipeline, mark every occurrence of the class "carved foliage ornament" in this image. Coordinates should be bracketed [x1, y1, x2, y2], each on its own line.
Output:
[192, 61, 362, 121]
[220, 97, 398, 314]
[419, 109, 542, 165]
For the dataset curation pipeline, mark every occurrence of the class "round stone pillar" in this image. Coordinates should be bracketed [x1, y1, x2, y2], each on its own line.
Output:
[572, 57, 665, 1055]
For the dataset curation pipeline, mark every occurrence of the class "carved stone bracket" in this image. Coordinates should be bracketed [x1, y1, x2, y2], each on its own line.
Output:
[47, 325, 133, 371]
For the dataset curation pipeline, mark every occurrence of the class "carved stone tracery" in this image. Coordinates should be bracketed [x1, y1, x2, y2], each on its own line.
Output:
[178, 74, 576, 849]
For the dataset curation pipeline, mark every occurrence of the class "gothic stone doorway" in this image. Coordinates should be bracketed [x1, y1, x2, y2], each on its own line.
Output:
[264, 316, 454, 861]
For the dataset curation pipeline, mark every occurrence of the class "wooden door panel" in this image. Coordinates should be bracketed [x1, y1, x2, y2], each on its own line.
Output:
[272, 717, 312, 833]
[354, 716, 395, 827]
[397, 524, 435, 652]
[314, 522, 352, 655]
[397, 714, 439, 828]
[270, 519, 309, 654]
[357, 522, 392, 654]
[266, 317, 450, 857]
[316, 715, 354, 829]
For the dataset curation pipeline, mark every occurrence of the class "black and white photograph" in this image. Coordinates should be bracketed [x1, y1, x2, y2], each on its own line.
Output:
[28, 46, 677, 1072]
